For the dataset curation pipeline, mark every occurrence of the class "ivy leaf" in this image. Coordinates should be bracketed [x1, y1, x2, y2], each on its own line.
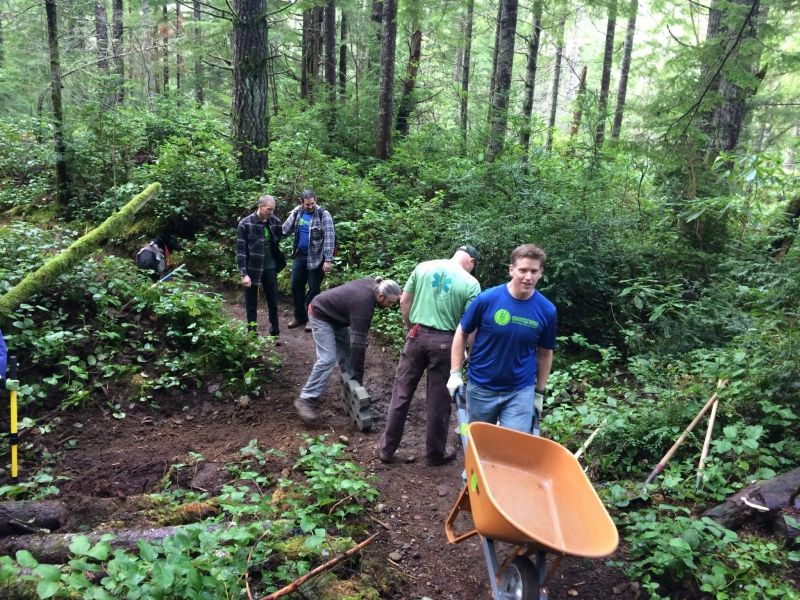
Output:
[69, 535, 91, 556]
[15, 549, 38, 568]
[36, 580, 61, 599]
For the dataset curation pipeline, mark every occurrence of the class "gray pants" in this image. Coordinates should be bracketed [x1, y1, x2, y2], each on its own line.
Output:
[299, 316, 352, 405]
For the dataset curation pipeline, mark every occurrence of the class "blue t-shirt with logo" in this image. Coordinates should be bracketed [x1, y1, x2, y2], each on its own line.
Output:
[297, 211, 312, 252]
[460, 284, 556, 392]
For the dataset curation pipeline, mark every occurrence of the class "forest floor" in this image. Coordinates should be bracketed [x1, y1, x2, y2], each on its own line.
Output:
[24, 292, 639, 599]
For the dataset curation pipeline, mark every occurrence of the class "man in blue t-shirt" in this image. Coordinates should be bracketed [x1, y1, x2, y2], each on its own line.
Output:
[448, 244, 556, 433]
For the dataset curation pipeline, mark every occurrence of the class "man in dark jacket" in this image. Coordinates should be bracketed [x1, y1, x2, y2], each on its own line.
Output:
[136, 235, 182, 280]
[281, 190, 336, 331]
[236, 195, 287, 339]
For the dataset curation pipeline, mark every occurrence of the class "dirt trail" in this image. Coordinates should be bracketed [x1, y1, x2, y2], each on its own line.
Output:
[30, 292, 635, 599]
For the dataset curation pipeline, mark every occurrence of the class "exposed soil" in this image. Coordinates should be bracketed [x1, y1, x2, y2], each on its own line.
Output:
[10, 293, 638, 599]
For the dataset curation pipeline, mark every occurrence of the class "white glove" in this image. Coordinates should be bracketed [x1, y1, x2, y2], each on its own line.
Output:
[4, 379, 19, 392]
[534, 389, 545, 415]
[446, 371, 463, 397]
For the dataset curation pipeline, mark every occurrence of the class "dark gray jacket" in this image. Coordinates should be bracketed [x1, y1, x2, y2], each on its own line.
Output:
[236, 213, 286, 281]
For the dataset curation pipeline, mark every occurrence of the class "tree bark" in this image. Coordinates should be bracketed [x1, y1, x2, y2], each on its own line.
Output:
[610, 0, 637, 140]
[94, 1, 109, 71]
[338, 11, 348, 96]
[520, 0, 543, 156]
[0, 183, 160, 317]
[231, 0, 269, 179]
[459, 0, 474, 155]
[44, 0, 70, 209]
[301, 7, 322, 101]
[375, 0, 397, 159]
[0, 500, 67, 536]
[324, 0, 336, 131]
[570, 65, 587, 137]
[142, 0, 155, 98]
[369, 0, 383, 73]
[702, 466, 800, 540]
[545, 17, 565, 152]
[708, 0, 761, 155]
[486, 0, 519, 162]
[162, 2, 169, 91]
[0, 521, 236, 564]
[193, 0, 203, 104]
[395, 28, 422, 137]
[594, 0, 617, 147]
[112, 0, 124, 102]
[175, 1, 183, 91]
[0, 13, 4, 67]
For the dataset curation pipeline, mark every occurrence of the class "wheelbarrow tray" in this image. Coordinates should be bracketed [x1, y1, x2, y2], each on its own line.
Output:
[463, 422, 618, 558]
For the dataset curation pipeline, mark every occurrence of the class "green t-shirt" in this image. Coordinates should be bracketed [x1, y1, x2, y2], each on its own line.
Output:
[405, 259, 481, 331]
[262, 222, 276, 270]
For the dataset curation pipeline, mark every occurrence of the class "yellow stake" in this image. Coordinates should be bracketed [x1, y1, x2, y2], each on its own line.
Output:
[10, 387, 17, 479]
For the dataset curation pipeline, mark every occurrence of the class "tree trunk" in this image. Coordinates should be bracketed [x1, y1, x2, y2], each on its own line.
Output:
[520, 0, 543, 157]
[301, 7, 322, 101]
[112, 0, 124, 103]
[44, 0, 70, 209]
[395, 28, 422, 137]
[459, 0, 474, 155]
[375, 0, 397, 159]
[702, 466, 800, 541]
[487, 0, 503, 115]
[162, 3, 169, 91]
[338, 11, 348, 96]
[0, 500, 67, 536]
[610, 0, 637, 141]
[0, 13, 4, 67]
[324, 0, 336, 131]
[709, 0, 761, 155]
[545, 17, 564, 152]
[231, 0, 269, 179]
[0, 183, 160, 317]
[570, 65, 587, 137]
[594, 0, 617, 147]
[94, 1, 109, 71]
[175, 1, 183, 91]
[142, 0, 155, 98]
[193, 0, 203, 104]
[486, 0, 519, 162]
[369, 0, 383, 73]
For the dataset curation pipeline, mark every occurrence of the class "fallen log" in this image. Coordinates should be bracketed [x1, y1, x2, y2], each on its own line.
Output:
[0, 182, 161, 318]
[0, 519, 252, 564]
[0, 500, 67, 536]
[701, 466, 800, 539]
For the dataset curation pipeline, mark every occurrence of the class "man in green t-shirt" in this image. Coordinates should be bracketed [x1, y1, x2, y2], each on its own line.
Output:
[378, 245, 480, 466]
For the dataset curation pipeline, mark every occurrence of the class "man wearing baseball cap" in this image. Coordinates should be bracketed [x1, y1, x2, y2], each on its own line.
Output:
[378, 245, 481, 466]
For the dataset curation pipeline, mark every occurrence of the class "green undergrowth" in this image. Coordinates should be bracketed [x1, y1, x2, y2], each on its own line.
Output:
[0, 436, 384, 599]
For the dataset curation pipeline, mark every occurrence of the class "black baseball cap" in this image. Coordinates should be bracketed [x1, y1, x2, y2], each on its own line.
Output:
[457, 245, 479, 261]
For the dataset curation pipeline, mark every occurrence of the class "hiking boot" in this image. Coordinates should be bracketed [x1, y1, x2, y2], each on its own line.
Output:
[294, 398, 318, 423]
[304, 323, 312, 332]
[268, 335, 282, 347]
[425, 451, 457, 467]
[287, 319, 307, 329]
[378, 448, 416, 464]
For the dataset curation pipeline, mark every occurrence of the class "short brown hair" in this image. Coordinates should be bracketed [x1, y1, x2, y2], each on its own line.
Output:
[510, 243, 547, 265]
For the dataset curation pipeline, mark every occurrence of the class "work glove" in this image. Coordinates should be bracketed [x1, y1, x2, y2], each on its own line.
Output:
[4, 379, 19, 392]
[446, 370, 463, 397]
[534, 388, 546, 416]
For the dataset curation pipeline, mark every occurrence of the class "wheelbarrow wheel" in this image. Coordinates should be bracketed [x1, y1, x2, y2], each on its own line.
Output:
[498, 556, 539, 600]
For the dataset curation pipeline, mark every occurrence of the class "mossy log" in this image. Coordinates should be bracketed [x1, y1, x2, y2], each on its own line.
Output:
[0, 520, 241, 564]
[0, 182, 161, 318]
[0, 500, 67, 535]
[702, 466, 800, 540]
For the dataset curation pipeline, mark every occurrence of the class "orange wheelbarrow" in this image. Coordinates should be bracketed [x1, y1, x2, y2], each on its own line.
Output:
[445, 393, 618, 600]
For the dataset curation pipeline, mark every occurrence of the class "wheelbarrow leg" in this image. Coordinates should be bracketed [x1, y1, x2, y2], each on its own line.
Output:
[535, 550, 548, 600]
[481, 538, 506, 600]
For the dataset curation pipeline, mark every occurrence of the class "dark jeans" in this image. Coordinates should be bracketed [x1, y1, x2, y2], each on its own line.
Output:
[245, 268, 279, 335]
[379, 327, 453, 461]
[291, 253, 324, 322]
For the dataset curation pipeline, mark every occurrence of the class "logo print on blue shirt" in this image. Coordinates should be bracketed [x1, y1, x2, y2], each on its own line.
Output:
[432, 272, 452, 294]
